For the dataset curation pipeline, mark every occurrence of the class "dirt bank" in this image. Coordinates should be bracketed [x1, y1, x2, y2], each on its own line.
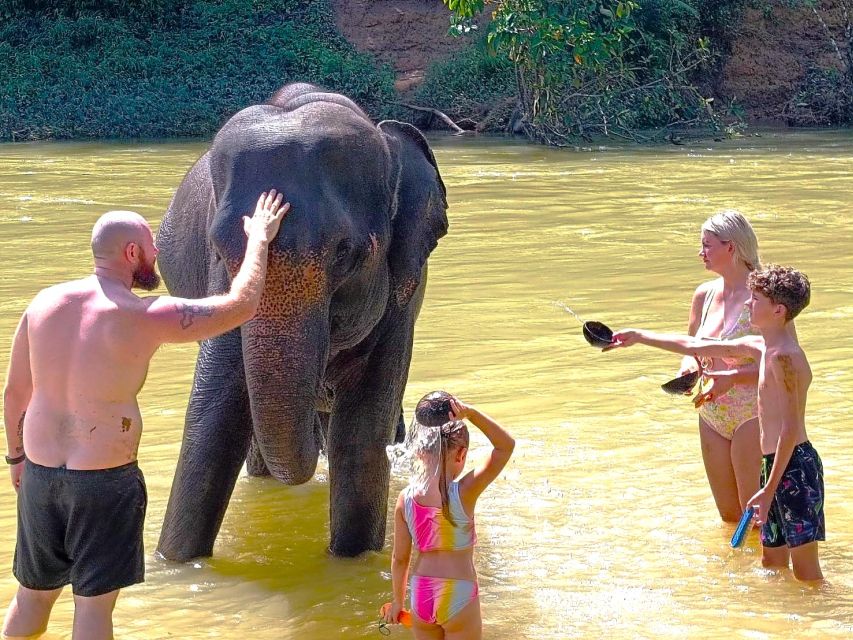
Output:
[331, 0, 476, 92]
[715, 1, 849, 121]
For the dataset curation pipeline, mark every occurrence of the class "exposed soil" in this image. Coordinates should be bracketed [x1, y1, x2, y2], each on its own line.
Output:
[332, 0, 478, 92]
[715, 1, 849, 122]
[332, 0, 850, 122]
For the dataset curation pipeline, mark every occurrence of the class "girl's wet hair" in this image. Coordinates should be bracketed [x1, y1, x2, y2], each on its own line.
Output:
[410, 391, 469, 526]
[437, 420, 469, 526]
[415, 390, 453, 427]
[702, 209, 761, 271]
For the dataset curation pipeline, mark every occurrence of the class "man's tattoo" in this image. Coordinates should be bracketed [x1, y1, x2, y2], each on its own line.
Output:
[121, 417, 132, 432]
[178, 303, 215, 329]
[16, 412, 25, 453]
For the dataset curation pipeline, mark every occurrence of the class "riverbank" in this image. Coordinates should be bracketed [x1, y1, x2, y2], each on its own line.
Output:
[1, 1, 850, 142]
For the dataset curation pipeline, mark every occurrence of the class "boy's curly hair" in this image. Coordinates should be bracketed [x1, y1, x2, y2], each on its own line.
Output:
[748, 264, 811, 321]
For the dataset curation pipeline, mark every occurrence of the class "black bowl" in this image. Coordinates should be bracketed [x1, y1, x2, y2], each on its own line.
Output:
[661, 370, 701, 395]
[582, 321, 614, 348]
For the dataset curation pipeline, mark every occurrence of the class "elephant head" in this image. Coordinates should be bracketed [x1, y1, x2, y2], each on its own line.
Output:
[203, 96, 447, 486]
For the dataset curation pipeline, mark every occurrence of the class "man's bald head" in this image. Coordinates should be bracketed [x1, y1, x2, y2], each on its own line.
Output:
[91, 210, 151, 259]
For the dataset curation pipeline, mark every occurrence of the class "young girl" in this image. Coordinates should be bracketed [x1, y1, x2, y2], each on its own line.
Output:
[383, 392, 515, 639]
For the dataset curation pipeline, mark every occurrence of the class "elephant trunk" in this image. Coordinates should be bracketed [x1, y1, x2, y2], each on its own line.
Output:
[241, 313, 328, 484]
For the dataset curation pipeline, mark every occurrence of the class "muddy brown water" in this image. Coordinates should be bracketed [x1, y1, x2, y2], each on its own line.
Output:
[1, 132, 851, 638]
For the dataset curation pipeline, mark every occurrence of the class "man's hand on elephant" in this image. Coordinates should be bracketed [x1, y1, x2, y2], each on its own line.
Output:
[243, 189, 290, 243]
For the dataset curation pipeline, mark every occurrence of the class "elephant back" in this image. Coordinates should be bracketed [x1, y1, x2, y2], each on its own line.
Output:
[266, 82, 369, 121]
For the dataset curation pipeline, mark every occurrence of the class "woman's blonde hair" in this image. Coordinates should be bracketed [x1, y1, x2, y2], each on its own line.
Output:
[701, 209, 761, 271]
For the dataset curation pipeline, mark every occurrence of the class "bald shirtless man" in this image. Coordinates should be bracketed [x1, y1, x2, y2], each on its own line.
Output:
[2, 189, 290, 640]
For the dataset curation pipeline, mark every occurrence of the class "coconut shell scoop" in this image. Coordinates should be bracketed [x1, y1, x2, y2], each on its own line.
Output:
[660, 370, 701, 395]
[660, 357, 704, 395]
[582, 321, 614, 348]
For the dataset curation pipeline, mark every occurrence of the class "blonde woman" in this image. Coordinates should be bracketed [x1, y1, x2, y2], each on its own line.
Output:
[684, 210, 763, 523]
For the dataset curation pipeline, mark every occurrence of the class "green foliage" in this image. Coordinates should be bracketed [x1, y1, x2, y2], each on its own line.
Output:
[0, 0, 189, 21]
[0, 0, 396, 140]
[786, 66, 853, 125]
[694, 1, 749, 53]
[414, 36, 516, 126]
[443, 1, 721, 143]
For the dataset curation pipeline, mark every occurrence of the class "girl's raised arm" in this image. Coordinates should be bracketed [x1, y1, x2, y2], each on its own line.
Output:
[452, 398, 515, 507]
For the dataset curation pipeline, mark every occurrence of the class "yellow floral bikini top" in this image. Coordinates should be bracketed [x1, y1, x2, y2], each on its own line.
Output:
[698, 284, 758, 368]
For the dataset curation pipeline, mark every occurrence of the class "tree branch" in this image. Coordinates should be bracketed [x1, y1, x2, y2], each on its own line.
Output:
[398, 103, 469, 134]
[811, 6, 845, 66]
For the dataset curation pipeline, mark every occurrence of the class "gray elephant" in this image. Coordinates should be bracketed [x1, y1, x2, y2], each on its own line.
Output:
[155, 83, 448, 559]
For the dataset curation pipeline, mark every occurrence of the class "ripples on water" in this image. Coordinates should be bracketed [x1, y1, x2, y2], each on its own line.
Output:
[0, 131, 851, 638]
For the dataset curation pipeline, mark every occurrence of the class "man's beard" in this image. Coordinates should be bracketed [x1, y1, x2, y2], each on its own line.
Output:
[132, 249, 161, 291]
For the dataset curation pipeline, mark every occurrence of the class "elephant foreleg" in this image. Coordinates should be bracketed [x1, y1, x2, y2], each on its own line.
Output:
[157, 329, 253, 561]
[327, 320, 414, 556]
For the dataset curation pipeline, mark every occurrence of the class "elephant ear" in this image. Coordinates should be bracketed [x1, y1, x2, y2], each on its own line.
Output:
[378, 120, 449, 307]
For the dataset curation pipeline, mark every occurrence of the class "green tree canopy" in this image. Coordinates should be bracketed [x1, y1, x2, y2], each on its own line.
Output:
[442, 1, 725, 143]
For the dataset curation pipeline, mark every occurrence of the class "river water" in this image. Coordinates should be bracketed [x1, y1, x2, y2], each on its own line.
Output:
[0, 131, 851, 639]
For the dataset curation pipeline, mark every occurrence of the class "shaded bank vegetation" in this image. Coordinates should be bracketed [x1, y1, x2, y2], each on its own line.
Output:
[777, 0, 852, 126]
[0, 0, 395, 140]
[429, 0, 852, 144]
[414, 0, 739, 143]
[0, 0, 850, 143]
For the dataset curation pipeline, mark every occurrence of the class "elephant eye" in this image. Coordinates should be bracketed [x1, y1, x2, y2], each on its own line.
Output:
[331, 239, 364, 280]
[334, 239, 353, 264]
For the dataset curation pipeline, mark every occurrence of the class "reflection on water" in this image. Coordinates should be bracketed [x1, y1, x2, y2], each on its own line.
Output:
[0, 131, 852, 639]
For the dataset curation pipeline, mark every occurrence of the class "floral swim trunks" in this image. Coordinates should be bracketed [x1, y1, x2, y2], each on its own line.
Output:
[760, 441, 825, 549]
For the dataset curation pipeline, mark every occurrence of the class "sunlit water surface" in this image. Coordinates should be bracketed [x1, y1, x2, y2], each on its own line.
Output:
[0, 131, 851, 639]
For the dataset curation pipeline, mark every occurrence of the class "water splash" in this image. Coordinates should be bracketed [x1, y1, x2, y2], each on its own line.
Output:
[553, 301, 585, 324]
[387, 416, 449, 494]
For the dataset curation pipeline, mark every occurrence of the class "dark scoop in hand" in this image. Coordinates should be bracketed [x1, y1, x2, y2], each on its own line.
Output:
[661, 370, 701, 395]
[582, 321, 614, 348]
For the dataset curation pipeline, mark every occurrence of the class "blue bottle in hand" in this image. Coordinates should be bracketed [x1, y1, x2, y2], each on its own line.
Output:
[731, 506, 755, 548]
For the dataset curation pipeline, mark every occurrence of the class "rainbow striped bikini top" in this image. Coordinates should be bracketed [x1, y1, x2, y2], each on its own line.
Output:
[403, 482, 477, 552]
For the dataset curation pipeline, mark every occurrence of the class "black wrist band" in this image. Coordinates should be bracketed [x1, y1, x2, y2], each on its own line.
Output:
[5, 452, 26, 465]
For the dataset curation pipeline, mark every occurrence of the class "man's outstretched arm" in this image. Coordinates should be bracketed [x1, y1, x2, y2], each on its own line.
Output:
[143, 189, 289, 344]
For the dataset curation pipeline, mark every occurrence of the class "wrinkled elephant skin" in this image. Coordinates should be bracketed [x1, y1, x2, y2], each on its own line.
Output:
[155, 84, 447, 560]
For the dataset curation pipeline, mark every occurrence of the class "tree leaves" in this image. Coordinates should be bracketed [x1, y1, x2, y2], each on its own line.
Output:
[441, 0, 721, 142]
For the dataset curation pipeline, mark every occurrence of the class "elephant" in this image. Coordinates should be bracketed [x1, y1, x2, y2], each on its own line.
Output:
[154, 83, 448, 560]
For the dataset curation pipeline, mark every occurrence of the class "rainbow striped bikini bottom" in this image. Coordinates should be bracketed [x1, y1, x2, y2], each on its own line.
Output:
[409, 575, 479, 625]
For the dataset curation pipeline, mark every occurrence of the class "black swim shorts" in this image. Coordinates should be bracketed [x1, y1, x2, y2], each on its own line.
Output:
[760, 441, 825, 549]
[14, 460, 147, 597]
